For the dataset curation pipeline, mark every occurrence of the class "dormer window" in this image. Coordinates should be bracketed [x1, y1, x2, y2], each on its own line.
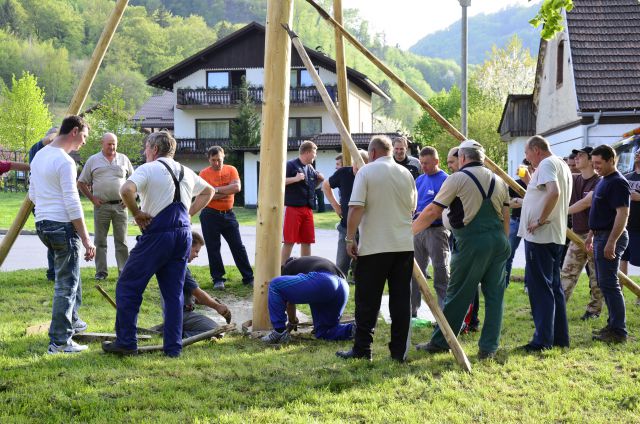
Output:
[556, 40, 564, 88]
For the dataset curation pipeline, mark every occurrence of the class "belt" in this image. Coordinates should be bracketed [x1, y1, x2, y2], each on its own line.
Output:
[209, 208, 233, 214]
[592, 229, 611, 236]
[430, 223, 443, 228]
[105, 200, 121, 205]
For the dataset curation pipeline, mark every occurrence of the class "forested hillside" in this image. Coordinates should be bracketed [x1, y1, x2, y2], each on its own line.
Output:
[0, 0, 460, 128]
[410, 4, 541, 65]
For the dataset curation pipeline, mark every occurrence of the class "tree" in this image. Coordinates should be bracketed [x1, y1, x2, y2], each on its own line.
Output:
[472, 35, 536, 104]
[81, 86, 145, 165]
[0, 72, 52, 154]
[230, 77, 261, 147]
[530, 0, 574, 40]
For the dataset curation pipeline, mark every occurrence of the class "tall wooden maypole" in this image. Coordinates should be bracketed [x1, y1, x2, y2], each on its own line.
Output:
[252, 0, 295, 330]
[333, 0, 351, 166]
[0, 0, 130, 267]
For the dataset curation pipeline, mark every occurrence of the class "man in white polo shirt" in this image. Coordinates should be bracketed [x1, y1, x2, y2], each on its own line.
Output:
[336, 135, 417, 362]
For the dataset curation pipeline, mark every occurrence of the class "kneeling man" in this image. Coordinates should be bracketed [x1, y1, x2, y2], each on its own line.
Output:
[261, 256, 354, 344]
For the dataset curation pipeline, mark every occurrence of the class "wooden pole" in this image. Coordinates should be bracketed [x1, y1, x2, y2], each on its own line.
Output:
[333, 0, 352, 167]
[252, 0, 295, 331]
[286, 28, 471, 372]
[303, 0, 640, 297]
[0, 0, 129, 268]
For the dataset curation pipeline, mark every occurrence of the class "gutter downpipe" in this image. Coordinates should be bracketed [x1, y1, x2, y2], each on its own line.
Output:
[581, 111, 601, 147]
[578, 109, 640, 147]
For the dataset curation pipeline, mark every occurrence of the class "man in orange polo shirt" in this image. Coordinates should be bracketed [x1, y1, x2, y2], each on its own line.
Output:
[199, 146, 254, 289]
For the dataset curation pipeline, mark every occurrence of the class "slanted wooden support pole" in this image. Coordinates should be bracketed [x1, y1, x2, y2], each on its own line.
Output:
[286, 27, 471, 372]
[0, 0, 130, 268]
[252, 0, 295, 331]
[304, 0, 640, 298]
[333, 0, 351, 166]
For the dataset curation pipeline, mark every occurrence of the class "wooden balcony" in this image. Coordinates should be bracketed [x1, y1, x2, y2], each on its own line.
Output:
[175, 138, 318, 154]
[176, 85, 337, 108]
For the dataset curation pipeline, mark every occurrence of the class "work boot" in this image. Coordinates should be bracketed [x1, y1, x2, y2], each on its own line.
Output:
[102, 341, 138, 356]
[335, 349, 372, 361]
[580, 311, 600, 321]
[415, 341, 449, 354]
[592, 329, 627, 344]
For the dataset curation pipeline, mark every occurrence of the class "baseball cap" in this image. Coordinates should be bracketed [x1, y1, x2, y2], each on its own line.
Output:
[571, 146, 594, 157]
[458, 139, 484, 151]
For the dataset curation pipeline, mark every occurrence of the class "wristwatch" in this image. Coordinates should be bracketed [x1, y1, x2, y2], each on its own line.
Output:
[345, 237, 355, 244]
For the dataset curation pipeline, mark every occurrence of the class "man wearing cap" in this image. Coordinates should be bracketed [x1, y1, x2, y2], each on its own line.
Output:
[560, 146, 603, 320]
[586, 145, 630, 343]
[621, 148, 640, 307]
[412, 139, 510, 360]
[446, 147, 460, 173]
[78, 133, 134, 280]
[518, 135, 572, 352]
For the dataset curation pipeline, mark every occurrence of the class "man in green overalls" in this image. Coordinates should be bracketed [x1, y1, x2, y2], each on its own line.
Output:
[412, 140, 510, 360]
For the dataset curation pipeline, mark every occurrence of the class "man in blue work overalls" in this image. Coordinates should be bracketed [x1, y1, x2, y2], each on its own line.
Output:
[102, 132, 214, 357]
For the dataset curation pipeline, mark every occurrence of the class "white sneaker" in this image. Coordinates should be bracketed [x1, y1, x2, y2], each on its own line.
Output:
[47, 340, 89, 354]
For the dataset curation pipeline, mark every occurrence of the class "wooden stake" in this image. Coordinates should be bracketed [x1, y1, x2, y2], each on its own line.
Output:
[333, 0, 351, 167]
[137, 324, 236, 354]
[252, 0, 295, 331]
[303, 0, 640, 298]
[286, 28, 471, 372]
[0, 0, 129, 267]
[95, 284, 118, 309]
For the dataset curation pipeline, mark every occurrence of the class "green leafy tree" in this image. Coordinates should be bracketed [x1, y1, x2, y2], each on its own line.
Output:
[81, 86, 145, 165]
[0, 0, 27, 35]
[0, 71, 52, 154]
[530, 0, 574, 40]
[230, 77, 261, 147]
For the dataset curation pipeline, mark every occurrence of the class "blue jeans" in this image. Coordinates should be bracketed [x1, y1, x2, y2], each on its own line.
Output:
[36, 220, 82, 346]
[505, 217, 522, 287]
[524, 241, 569, 348]
[200, 208, 253, 284]
[593, 231, 629, 336]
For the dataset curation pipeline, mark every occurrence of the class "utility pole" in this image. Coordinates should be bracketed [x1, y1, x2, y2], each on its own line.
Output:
[460, 0, 471, 137]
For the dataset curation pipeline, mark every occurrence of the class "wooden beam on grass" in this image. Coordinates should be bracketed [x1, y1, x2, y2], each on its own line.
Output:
[303, 0, 640, 298]
[0, 0, 130, 268]
[333, 0, 352, 167]
[252, 0, 295, 331]
[137, 324, 236, 354]
[285, 27, 471, 372]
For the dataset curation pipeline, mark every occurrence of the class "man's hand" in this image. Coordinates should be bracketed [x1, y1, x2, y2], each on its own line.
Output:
[133, 210, 153, 230]
[346, 239, 358, 259]
[216, 304, 232, 324]
[631, 191, 640, 202]
[296, 172, 305, 182]
[604, 240, 616, 260]
[92, 197, 104, 207]
[334, 204, 342, 218]
[287, 316, 299, 332]
[82, 238, 96, 261]
[527, 218, 546, 234]
[585, 233, 594, 253]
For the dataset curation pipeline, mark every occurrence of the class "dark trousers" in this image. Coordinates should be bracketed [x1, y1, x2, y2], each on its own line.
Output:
[352, 251, 413, 360]
[524, 241, 569, 348]
[593, 231, 629, 336]
[200, 208, 253, 284]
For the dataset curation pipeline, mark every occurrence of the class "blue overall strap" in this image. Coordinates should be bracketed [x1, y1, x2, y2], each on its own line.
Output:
[461, 169, 495, 200]
[157, 159, 184, 203]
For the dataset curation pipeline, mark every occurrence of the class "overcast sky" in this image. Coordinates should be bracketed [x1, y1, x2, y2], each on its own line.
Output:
[341, 0, 542, 49]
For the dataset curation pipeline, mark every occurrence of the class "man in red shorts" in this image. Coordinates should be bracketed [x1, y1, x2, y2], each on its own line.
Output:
[281, 140, 324, 264]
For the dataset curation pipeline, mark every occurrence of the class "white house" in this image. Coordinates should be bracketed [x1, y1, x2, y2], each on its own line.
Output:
[142, 22, 394, 207]
[499, 0, 640, 176]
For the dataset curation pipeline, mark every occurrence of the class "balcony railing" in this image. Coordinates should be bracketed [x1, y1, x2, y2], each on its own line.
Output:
[175, 137, 319, 154]
[176, 85, 337, 107]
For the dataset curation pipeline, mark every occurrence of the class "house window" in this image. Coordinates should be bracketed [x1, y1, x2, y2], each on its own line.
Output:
[196, 119, 230, 139]
[290, 68, 318, 87]
[207, 71, 230, 89]
[556, 40, 564, 87]
[288, 117, 322, 138]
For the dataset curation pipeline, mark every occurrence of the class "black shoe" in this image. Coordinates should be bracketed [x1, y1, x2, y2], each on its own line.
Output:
[580, 311, 600, 321]
[592, 325, 610, 336]
[243, 279, 254, 287]
[415, 341, 449, 354]
[95, 272, 108, 281]
[592, 329, 627, 344]
[518, 343, 547, 353]
[102, 341, 138, 356]
[336, 349, 372, 361]
[390, 355, 407, 363]
[468, 322, 480, 333]
[478, 350, 496, 360]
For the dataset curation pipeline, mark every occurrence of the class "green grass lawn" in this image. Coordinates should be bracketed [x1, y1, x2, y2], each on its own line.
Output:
[2, 266, 640, 422]
[0, 192, 340, 234]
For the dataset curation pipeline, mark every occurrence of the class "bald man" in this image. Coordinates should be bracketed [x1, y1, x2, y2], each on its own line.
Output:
[78, 133, 134, 280]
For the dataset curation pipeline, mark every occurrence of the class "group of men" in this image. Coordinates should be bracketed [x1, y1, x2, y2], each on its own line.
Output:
[27, 116, 249, 356]
[18, 116, 638, 360]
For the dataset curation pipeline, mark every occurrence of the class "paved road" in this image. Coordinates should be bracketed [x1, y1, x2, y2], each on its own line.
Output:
[3, 225, 640, 276]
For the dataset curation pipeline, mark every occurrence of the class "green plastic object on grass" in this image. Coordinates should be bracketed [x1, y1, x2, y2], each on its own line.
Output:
[411, 318, 432, 328]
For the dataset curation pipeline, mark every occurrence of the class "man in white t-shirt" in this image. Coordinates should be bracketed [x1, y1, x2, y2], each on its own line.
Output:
[102, 132, 214, 358]
[29, 115, 96, 354]
[336, 135, 417, 362]
[518, 135, 573, 352]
